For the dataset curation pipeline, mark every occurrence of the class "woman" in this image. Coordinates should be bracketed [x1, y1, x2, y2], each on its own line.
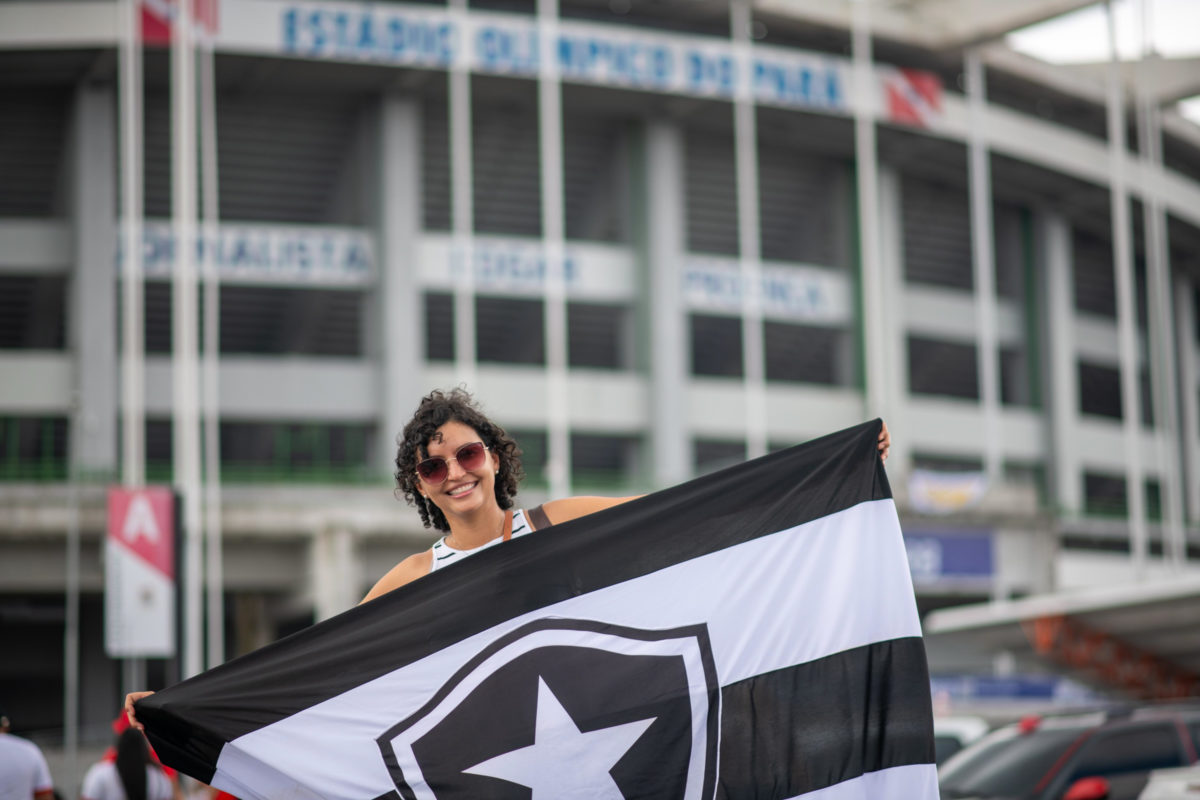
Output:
[127, 388, 891, 723]
[81, 728, 175, 800]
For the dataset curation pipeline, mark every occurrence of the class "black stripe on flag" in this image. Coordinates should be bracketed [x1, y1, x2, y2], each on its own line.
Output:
[138, 419, 900, 786]
[717, 636, 934, 799]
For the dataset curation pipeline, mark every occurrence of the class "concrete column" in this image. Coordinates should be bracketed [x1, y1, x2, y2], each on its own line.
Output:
[1038, 211, 1081, 515]
[375, 95, 425, 476]
[876, 166, 909, 474]
[643, 119, 689, 488]
[1176, 274, 1200, 526]
[311, 526, 360, 622]
[69, 82, 118, 477]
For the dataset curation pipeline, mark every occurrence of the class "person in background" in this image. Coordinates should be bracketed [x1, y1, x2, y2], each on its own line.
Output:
[0, 705, 54, 800]
[81, 728, 174, 800]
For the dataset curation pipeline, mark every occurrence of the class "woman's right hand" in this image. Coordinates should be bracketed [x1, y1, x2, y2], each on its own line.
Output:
[125, 690, 155, 731]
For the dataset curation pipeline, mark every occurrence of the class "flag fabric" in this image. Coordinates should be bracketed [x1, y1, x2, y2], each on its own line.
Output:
[138, 419, 937, 800]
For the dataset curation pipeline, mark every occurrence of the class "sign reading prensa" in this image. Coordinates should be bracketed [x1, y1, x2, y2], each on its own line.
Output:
[105, 487, 176, 658]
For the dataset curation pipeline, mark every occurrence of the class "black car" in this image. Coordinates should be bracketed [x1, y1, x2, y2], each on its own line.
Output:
[938, 706, 1200, 800]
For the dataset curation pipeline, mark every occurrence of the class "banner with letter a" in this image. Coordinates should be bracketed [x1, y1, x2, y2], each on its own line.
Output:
[137, 420, 937, 799]
[106, 486, 176, 658]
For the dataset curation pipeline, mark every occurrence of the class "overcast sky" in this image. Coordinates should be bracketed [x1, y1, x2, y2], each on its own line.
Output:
[1006, 0, 1200, 123]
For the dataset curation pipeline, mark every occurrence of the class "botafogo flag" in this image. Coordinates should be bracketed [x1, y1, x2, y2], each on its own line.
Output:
[138, 419, 937, 799]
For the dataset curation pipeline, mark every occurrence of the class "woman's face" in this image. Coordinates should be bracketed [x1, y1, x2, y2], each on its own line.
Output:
[417, 419, 501, 521]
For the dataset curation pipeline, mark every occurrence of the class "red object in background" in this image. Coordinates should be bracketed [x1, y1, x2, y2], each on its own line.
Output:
[885, 68, 943, 128]
[141, 0, 219, 46]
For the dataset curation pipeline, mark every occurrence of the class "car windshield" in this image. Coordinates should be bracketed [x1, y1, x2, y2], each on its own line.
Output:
[939, 725, 1086, 798]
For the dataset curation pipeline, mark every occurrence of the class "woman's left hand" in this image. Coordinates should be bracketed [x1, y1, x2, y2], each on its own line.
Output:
[878, 421, 891, 463]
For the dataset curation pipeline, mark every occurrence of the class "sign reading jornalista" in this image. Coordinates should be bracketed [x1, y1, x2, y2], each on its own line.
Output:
[215, 0, 942, 127]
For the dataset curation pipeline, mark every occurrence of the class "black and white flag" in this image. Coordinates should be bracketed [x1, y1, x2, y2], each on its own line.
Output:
[138, 419, 937, 800]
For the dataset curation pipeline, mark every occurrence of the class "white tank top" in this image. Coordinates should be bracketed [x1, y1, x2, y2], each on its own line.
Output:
[429, 508, 534, 572]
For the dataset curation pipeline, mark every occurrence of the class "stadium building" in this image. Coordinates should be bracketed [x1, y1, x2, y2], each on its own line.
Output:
[1, 0, 1199, 748]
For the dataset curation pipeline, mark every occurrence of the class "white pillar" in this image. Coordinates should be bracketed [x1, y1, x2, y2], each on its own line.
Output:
[172, 2, 204, 678]
[538, 0, 571, 498]
[645, 120, 689, 487]
[449, 0, 477, 390]
[965, 48, 1002, 484]
[1177, 274, 1200, 527]
[1039, 212, 1082, 515]
[70, 83, 118, 477]
[311, 527, 360, 622]
[877, 166, 909, 473]
[377, 95, 425, 474]
[1104, 0, 1147, 578]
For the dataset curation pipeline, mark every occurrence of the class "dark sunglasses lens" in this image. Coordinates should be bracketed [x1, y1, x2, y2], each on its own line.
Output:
[457, 442, 487, 470]
[416, 458, 448, 483]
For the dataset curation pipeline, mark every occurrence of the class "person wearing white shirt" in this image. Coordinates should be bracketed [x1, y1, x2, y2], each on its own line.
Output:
[0, 707, 54, 800]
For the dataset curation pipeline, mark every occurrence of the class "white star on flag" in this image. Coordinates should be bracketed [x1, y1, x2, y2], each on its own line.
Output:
[463, 677, 655, 799]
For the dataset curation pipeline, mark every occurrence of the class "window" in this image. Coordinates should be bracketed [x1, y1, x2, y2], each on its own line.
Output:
[1078, 361, 1122, 419]
[694, 439, 745, 476]
[902, 177, 972, 290]
[1072, 229, 1115, 318]
[571, 433, 640, 490]
[907, 336, 979, 399]
[1064, 724, 1184, 782]
[568, 303, 630, 369]
[0, 276, 66, 349]
[0, 416, 68, 481]
[764, 322, 851, 386]
[690, 314, 743, 377]
[476, 297, 544, 365]
[685, 130, 738, 256]
[1000, 347, 1033, 407]
[424, 292, 455, 361]
[758, 147, 847, 267]
[1084, 472, 1126, 518]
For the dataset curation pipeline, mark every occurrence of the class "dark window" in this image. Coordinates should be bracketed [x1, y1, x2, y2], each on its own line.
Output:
[1000, 346, 1032, 407]
[1073, 229, 1115, 318]
[144, 284, 364, 356]
[422, 100, 450, 232]
[476, 297, 544, 365]
[764, 322, 850, 386]
[473, 91, 542, 237]
[424, 292, 455, 361]
[509, 428, 547, 488]
[0, 417, 68, 481]
[685, 130, 738, 256]
[571, 433, 639, 490]
[1064, 724, 1185, 782]
[907, 336, 979, 399]
[902, 177, 972, 290]
[568, 302, 629, 369]
[1084, 472, 1127, 517]
[758, 146, 847, 267]
[994, 204, 1026, 301]
[694, 439, 745, 475]
[690, 314, 743, 377]
[1140, 368, 1154, 428]
[564, 115, 629, 243]
[1078, 361, 1122, 419]
[938, 726, 1085, 798]
[0, 276, 66, 349]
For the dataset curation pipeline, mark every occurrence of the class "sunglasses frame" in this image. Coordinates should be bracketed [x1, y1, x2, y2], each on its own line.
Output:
[415, 441, 492, 485]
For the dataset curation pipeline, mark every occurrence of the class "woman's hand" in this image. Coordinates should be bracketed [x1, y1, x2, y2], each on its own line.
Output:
[878, 421, 891, 463]
[124, 690, 154, 731]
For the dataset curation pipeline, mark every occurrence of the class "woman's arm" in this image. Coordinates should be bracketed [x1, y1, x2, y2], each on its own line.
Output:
[359, 550, 433, 604]
[539, 495, 642, 526]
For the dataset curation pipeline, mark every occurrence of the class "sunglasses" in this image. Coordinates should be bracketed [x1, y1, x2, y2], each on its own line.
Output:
[415, 441, 491, 485]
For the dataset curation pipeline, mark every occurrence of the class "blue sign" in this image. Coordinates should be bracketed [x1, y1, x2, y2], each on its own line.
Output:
[904, 530, 993, 583]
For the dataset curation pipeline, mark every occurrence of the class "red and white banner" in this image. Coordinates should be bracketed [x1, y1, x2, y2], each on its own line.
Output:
[142, 0, 220, 45]
[106, 487, 177, 658]
[883, 67, 943, 129]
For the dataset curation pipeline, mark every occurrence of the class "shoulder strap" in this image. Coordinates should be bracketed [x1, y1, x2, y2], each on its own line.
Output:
[527, 504, 553, 531]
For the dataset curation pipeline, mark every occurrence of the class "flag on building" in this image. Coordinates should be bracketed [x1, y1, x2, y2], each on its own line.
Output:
[137, 419, 937, 800]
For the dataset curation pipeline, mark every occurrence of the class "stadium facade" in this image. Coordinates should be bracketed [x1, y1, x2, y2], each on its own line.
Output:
[1, 0, 1199, 741]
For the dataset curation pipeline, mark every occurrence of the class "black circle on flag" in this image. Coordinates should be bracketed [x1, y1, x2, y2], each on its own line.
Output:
[377, 618, 720, 800]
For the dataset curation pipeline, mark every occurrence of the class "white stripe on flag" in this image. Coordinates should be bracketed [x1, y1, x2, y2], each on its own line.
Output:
[785, 763, 940, 799]
[215, 499, 918, 799]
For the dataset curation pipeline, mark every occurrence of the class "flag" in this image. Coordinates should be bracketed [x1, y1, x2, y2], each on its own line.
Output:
[137, 419, 937, 800]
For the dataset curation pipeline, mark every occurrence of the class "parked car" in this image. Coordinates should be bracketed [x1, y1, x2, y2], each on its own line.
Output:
[935, 715, 992, 764]
[1139, 765, 1200, 799]
[939, 705, 1200, 800]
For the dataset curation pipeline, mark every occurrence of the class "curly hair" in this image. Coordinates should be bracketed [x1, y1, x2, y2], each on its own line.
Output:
[394, 388, 524, 532]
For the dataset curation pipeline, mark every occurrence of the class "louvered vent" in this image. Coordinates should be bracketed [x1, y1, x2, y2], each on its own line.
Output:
[564, 114, 627, 243]
[1071, 229, 1114, 318]
[902, 176, 972, 290]
[689, 313, 742, 376]
[0, 88, 70, 217]
[763, 321, 847, 385]
[0, 276, 66, 349]
[144, 90, 365, 222]
[473, 101, 542, 236]
[907, 335, 979, 399]
[476, 296, 544, 363]
[758, 146, 846, 266]
[685, 129, 738, 256]
[422, 102, 450, 232]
